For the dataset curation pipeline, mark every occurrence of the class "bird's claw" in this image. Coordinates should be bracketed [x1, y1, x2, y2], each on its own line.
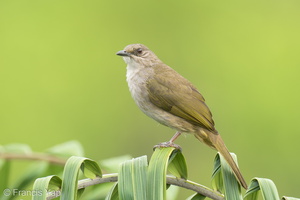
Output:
[153, 142, 182, 151]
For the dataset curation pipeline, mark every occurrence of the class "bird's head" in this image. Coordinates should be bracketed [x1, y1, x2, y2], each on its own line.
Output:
[116, 44, 161, 66]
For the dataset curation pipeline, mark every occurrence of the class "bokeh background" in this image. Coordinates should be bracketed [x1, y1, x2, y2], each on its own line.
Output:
[1, 0, 300, 198]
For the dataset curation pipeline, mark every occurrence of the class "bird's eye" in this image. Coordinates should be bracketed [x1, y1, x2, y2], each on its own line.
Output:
[136, 48, 143, 54]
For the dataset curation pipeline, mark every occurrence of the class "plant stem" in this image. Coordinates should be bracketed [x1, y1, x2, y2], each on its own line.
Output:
[46, 174, 224, 200]
[0, 153, 66, 165]
[167, 176, 224, 200]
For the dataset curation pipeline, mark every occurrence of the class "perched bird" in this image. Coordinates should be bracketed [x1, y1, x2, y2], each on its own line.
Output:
[116, 44, 247, 189]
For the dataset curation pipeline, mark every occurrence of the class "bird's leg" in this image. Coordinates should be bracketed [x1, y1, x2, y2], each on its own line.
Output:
[169, 131, 182, 143]
[153, 131, 182, 150]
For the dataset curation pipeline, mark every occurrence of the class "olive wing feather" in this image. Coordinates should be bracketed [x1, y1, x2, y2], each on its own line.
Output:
[146, 70, 215, 131]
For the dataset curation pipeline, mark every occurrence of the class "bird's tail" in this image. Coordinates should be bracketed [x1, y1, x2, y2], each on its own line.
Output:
[195, 131, 248, 189]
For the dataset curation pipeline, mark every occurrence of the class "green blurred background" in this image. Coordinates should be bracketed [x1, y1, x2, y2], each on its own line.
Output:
[1, 0, 300, 198]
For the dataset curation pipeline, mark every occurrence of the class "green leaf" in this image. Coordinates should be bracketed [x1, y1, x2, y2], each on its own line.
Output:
[166, 185, 179, 200]
[119, 160, 133, 200]
[77, 188, 85, 199]
[100, 155, 132, 172]
[2, 162, 49, 200]
[244, 178, 280, 200]
[167, 150, 188, 179]
[118, 156, 147, 200]
[2, 143, 32, 154]
[147, 147, 178, 200]
[61, 156, 102, 200]
[282, 197, 300, 200]
[46, 140, 84, 157]
[186, 193, 206, 200]
[212, 153, 242, 200]
[0, 143, 36, 198]
[81, 159, 102, 179]
[106, 183, 119, 200]
[0, 159, 10, 196]
[32, 175, 62, 200]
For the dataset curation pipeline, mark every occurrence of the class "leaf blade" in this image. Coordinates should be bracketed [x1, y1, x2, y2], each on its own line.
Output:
[118, 156, 147, 200]
[168, 150, 188, 179]
[32, 175, 62, 200]
[147, 147, 178, 200]
[244, 178, 280, 200]
[61, 156, 102, 200]
[212, 153, 242, 200]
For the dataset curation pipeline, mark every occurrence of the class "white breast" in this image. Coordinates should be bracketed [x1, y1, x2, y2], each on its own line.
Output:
[125, 59, 153, 112]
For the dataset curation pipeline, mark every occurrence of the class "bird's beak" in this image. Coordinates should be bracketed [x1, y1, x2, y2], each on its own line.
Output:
[116, 50, 131, 57]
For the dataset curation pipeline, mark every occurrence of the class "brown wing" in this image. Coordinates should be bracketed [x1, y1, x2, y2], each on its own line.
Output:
[147, 66, 215, 131]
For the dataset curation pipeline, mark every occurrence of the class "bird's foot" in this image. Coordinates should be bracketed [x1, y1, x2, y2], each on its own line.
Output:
[153, 142, 182, 151]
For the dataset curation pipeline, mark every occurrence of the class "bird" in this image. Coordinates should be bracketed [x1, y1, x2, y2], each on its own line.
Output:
[116, 43, 247, 189]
